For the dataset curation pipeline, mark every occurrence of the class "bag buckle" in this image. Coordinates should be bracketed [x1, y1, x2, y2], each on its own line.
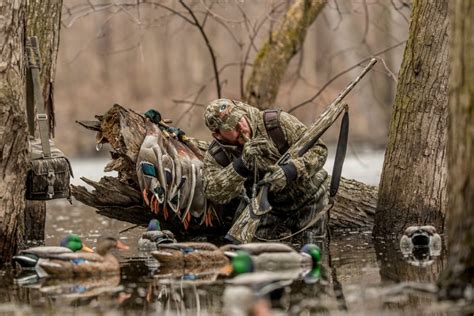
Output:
[47, 185, 54, 199]
[36, 113, 48, 121]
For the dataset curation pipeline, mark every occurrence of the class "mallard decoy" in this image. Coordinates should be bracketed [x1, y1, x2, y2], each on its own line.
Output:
[400, 225, 442, 256]
[13, 234, 94, 276]
[221, 243, 322, 274]
[137, 219, 176, 251]
[37, 237, 129, 278]
[151, 242, 229, 268]
[399, 225, 442, 267]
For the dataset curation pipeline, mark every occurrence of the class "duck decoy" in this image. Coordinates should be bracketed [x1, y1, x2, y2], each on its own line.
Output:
[222, 243, 322, 274]
[400, 225, 442, 255]
[137, 219, 176, 251]
[37, 237, 129, 278]
[13, 234, 93, 276]
[399, 225, 442, 267]
[151, 242, 229, 268]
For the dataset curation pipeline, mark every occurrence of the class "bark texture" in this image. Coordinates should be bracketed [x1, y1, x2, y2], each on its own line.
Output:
[438, 0, 474, 299]
[26, 0, 62, 136]
[23, 0, 63, 242]
[374, 0, 448, 237]
[72, 104, 378, 231]
[244, 0, 326, 109]
[0, 0, 28, 264]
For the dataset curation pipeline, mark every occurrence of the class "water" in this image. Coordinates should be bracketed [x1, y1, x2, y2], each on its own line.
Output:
[0, 152, 465, 314]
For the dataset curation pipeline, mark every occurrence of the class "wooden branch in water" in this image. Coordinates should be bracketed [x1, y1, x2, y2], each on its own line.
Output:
[72, 176, 377, 231]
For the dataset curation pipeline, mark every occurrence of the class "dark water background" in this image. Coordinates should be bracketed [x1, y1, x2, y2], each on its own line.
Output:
[0, 152, 465, 315]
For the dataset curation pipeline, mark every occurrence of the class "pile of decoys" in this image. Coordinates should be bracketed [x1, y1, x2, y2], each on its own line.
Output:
[136, 110, 217, 230]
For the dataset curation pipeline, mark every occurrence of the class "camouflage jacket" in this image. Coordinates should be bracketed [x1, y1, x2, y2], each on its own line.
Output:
[202, 104, 329, 212]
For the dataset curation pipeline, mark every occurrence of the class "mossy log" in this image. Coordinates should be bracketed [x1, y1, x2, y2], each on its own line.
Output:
[72, 104, 377, 233]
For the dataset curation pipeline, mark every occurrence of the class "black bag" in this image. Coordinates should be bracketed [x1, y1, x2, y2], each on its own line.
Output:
[25, 36, 73, 201]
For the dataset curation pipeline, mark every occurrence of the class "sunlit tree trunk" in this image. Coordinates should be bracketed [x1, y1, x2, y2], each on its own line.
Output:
[0, 0, 28, 264]
[244, 0, 326, 109]
[438, 0, 474, 299]
[374, 0, 448, 237]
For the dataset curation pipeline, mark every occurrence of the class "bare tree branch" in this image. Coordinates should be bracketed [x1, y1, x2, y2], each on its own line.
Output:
[288, 40, 407, 114]
[179, 0, 221, 98]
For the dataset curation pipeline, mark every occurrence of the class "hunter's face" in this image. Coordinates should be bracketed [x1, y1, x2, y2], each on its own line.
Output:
[214, 116, 251, 146]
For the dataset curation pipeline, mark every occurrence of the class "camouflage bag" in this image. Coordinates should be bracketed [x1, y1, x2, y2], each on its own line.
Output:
[25, 36, 72, 201]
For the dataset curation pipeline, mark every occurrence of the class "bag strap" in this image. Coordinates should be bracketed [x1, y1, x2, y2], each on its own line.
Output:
[26, 36, 51, 158]
[329, 111, 349, 197]
[208, 140, 231, 167]
[263, 110, 289, 155]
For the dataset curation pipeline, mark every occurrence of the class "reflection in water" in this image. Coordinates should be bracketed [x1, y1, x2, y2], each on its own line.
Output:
[0, 198, 465, 314]
[374, 237, 446, 313]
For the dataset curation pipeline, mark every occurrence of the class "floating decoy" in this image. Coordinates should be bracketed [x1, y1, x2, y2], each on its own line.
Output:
[151, 242, 229, 268]
[37, 237, 129, 278]
[222, 243, 322, 274]
[137, 219, 176, 251]
[13, 234, 93, 277]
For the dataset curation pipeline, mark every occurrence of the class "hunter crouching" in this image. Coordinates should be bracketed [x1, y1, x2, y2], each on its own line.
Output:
[202, 98, 329, 242]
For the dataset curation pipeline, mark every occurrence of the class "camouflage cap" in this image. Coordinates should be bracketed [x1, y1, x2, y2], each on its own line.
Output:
[204, 98, 248, 132]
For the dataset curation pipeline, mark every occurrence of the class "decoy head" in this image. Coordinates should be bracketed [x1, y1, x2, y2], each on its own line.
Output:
[96, 237, 129, 256]
[231, 251, 255, 275]
[304, 265, 322, 284]
[60, 234, 93, 253]
[147, 219, 161, 232]
[301, 244, 321, 265]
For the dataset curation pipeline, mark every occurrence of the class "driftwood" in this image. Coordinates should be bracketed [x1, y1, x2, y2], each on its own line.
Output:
[72, 104, 377, 233]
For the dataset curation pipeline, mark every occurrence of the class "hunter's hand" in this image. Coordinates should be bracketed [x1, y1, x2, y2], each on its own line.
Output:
[258, 161, 298, 192]
[241, 137, 270, 168]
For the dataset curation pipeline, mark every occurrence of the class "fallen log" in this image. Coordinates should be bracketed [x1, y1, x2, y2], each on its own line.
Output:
[71, 104, 377, 233]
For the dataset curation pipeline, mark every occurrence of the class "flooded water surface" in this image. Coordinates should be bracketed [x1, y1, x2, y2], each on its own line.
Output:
[0, 152, 463, 315]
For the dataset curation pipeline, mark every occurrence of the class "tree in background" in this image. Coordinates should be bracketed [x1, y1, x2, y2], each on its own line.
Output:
[374, 0, 448, 237]
[244, 0, 326, 109]
[438, 0, 474, 299]
[0, 0, 62, 264]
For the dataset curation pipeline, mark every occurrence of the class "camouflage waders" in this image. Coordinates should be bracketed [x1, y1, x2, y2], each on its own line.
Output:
[203, 99, 329, 241]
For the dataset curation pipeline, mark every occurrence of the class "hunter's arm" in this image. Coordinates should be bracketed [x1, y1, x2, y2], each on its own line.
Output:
[279, 112, 328, 178]
[202, 152, 247, 204]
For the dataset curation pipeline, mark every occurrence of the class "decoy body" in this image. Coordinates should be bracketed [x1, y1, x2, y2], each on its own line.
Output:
[222, 243, 322, 274]
[400, 225, 442, 267]
[137, 219, 176, 251]
[151, 242, 229, 268]
[37, 237, 129, 278]
[13, 234, 93, 277]
[400, 225, 442, 255]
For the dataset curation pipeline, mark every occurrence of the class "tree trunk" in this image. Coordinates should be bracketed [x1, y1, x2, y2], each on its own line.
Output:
[23, 0, 63, 242]
[374, 0, 448, 237]
[438, 0, 474, 300]
[244, 0, 326, 109]
[0, 0, 63, 264]
[23, 201, 46, 242]
[0, 0, 28, 264]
